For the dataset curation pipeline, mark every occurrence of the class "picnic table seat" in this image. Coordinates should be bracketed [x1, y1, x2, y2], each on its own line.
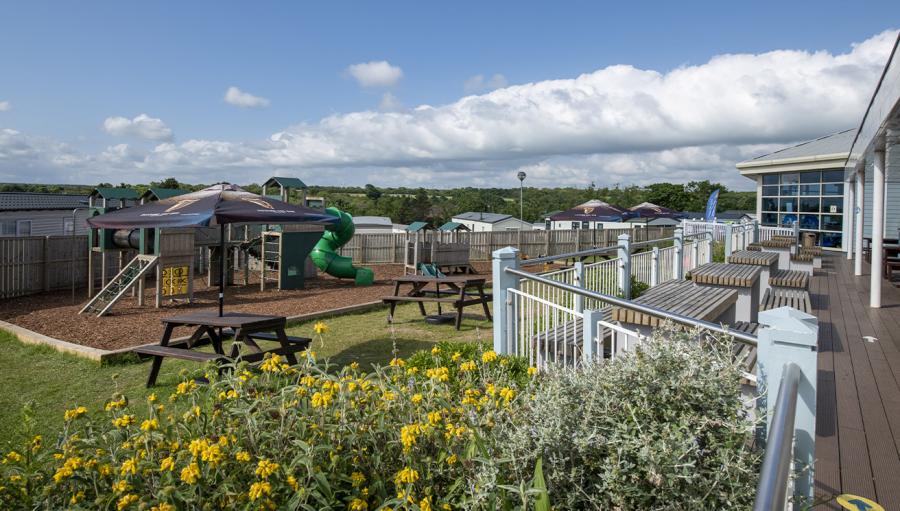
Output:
[727, 250, 778, 266]
[220, 328, 312, 347]
[611, 280, 737, 327]
[769, 269, 809, 289]
[791, 252, 814, 263]
[746, 243, 762, 251]
[134, 345, 229, 364]
[759, 238, 794, 249]
[760, 288, 811, 313]
[799, 247, 822, 257]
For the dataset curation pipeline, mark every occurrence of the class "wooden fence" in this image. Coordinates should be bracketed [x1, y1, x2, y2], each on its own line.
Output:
[0, 227, 673, 299]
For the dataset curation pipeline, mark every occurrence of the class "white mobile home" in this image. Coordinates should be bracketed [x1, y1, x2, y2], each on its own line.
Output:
[451, 212, 532, 232]
[0, 192, 90, 237]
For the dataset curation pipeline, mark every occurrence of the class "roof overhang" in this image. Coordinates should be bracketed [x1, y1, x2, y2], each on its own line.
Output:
[736, 152, 849, 177]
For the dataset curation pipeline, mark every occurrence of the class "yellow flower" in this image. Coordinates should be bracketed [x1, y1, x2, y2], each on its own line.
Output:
[53, 456, 84, 482]
[175, 380, 198, 395]
[4, 451, 23, 463]
[64, 406, 88, 421]
[159, 456, 175, 472]
[394, 466, 420, 486]
[311, 391, 333, 408]
[351, 471, 366, 487]
[111, 479, 130, 493]
[349, 361, 360, 371]
[481, 350, 498, 363]
[499, 387, 516, 402]
[425, 366, 449, 382]
[389, 357, 406, 367]
[30, 435, 42, 453]
[117, 494, 139, 510]
[451, 351, 462, 362]
[427, 411, 441, 425]
[260, 353, 285, 373]
[140, 418, 159, 431]
[410, 393, 423, 405]
[527, 366, 538, 376]
[69, 491, 85, 505]
[119, 457, 138, 476]
[419, 497, 432, 511]
[349, 498, 368, 511]
[147, 393, 157, 403]
[459, 361, 477, 372]
[382, 390, 396, 401]
[249, 481, 272, 501]
[151, 504, 175, 511]
[313, 321, 328, 334]
[112, 415, 135, 428]
[287, 474, 299, 491]
[235, 451, 251, 462]
[180, 462, 200, 484]
[255, 459, 279, 479]
[431, 346, 441, 355]
[105, 397, 127, 411]
[446, 454, 458, 465]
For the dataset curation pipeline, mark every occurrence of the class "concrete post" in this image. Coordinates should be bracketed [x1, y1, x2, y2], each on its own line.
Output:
[724, 223, 734, 258]
[617, 234, 631, 299]
[752, 219, 760, 244]
[492, 247, 520, 355]
[573, 261, 585, 313]
[871, 148, 885, 308]
[581, 309, 603, 363]
[674, 228, 684, 280]
[757, 307, 819, 505]
[650, 246, 659, 287]
[855, 166, 865, 276]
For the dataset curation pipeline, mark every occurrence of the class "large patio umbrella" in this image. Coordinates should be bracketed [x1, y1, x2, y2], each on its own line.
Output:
[87, 183, 339, 316]
[628, 202, 682, 219]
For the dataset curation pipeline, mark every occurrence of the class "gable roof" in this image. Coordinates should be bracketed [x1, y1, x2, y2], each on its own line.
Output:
[452, 212, 512, 224]
[352, 216, 393, 227]
[737, 129, 855, 175]
[142, 188, 188, 201]
[90, 187, 139, 200]
[550, 200, 629, 222]
[263, 177, 308, 189]
[438, 221, 468, 231]
[0, 192, 89, 211]
[406, 221, 429, 232]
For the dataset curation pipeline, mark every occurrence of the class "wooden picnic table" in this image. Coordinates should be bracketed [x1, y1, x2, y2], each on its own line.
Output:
[611, 280, 737, 327]
[691, 262, 761, 288]
[136, 312, 309, 387]
[383, 275, 492, 330]
[728, 250, 779, 267]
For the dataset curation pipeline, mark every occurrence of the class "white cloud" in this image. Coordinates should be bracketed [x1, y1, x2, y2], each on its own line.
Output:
[1, 29, 896, 189]
[464, 73, 508, 93]
[102, 114, 173, 141]
[0, 101, 10, 112]
[346, 60, 403, 87]
[379, 92, 404, 112]
[224, 86, 270, 108]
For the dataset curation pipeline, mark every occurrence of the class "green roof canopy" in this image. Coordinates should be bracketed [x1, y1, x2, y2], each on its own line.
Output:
[263, 177, 308, 189]
[406, 221, 429, 232]
[438, 221, 468, 232]
[141, 188, 188, 201]
[90, 187, 139, 200]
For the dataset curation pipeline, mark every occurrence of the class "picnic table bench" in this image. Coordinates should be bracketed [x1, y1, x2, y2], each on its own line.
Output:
[135, 312, 307, 387]
[760, 288, 811, 314]
[690, 262, 761, 322]
[728, 250, 779, 297]
[789, 252, 815, 275]
[611, 279, 737, 328]
[769, 269, 809, 289]
[382, 275, 492, 330]
[759, 238, 795, 269]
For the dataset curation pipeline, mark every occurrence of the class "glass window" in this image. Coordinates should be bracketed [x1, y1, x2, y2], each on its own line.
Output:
[800, 184, 820, 196]
[822, 170, 844, 182]
[761, 212, 778, 226]
[823, 183, 843, 195]
[762, 186, 779, 197]
[762, 175, 779, 185]
[0, 220, 15, 236]
[799, 197, 820, 213]
[780, 198, 798, 213]
[780, 185, 799, 196]
[799, 214, 819, 230]
[762, 197, 778, 211]
[781, 173, 800, 184]
[571, 222, 579, 230]
[582, 221, 590, 229]
[16, 220, 31, 236]
[800, 171, 821, 184]
[821, 215, 842, 231]
[821, 232, 842, 248]
[780, 213, 798, 227]
[822, 197, 842, 214]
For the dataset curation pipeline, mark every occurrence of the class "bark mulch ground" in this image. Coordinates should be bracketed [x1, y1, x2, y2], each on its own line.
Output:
[0, 262, 492, 351]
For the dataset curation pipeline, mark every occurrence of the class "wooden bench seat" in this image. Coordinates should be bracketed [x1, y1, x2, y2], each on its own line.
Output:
[611, 280, 737, 327]
[746, 243, 762, 251]
[134, 345, 229, 363]
[760, 288, 811, 313]
[691, 262, 761, 287]
[727, 250, 779, 266]
[769, 269, 809, 289]
[220, 328, 311, 346]
[381, 295, 493, 306]
[800, 247, 822, 257]
[760, 238, 794, 249]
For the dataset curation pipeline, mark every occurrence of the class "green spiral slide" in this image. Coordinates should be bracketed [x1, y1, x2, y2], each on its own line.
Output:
[310, 207, 375, 286]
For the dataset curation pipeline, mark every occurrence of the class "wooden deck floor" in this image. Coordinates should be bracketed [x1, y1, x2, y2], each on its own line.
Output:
[812, 255, 900, 509]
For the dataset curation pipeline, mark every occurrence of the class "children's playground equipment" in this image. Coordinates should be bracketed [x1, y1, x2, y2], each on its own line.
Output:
[80, 179, 373, 316]
[404, 229, 475, 277]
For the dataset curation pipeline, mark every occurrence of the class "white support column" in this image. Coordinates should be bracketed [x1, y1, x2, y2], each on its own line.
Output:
[673, 228, 684, 280]
[617, 234, 631, 299]
[650, 246, 659, 287]
[855, 166, 865, 276]
[871, 148, 885, 308]
[573, 261, 585, 313]
[724, 223, 734, 258]
[581, 309, 603, 364]
[752, 219, 760, 244]
[845, 174, 855, 260]
[492, 247, 520, 354]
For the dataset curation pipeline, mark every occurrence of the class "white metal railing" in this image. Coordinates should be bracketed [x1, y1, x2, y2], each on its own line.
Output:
[759, 225, 794, 242]
[683, 220, 728, 241]
[506, 288, 588, 370]
[631, 250, 652, 285]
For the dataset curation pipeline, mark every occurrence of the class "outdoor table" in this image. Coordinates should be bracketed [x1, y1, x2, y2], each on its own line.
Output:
[758, 239, 794, 270]
[137, 312, 306, 387]
[611, 279, 737, 329]
[382, 275, 492, 330]
[690, 262, 761, 322]
[727, 250, 779, 298]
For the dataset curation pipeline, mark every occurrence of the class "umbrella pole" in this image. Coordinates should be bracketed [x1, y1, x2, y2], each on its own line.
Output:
[219, 224, 225, 317]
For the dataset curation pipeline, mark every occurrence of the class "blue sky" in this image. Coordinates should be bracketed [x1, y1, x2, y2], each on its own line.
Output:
[0, 1, 897, 189]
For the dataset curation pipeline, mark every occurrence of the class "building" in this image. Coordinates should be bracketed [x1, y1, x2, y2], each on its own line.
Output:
[737, 129, 855, 249]
[545, 200, 630, 230]
[450, 212, 532, 232]
[0, 192, 90, 236]
[352, 216, 407, 234]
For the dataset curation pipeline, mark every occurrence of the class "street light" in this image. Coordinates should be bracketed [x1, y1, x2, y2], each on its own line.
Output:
[517, 171, 526, 226]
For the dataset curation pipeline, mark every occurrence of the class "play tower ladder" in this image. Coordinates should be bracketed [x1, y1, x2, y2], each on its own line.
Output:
[79, 254, 160, 317]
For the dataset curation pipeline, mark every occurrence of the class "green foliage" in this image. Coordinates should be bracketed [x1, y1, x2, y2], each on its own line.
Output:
[631, 276, 651, 298]
[712, 241, 726, 262]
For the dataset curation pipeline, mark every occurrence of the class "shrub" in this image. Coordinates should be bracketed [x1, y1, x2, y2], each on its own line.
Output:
[496, 326, 761, 510]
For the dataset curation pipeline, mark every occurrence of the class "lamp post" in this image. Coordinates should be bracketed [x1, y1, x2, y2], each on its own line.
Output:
[517, 171, 526, 250]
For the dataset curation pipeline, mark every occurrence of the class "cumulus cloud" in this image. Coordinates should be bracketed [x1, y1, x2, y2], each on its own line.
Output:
[103, 114, 173, 141]
[0, 101, 10, 112]
[379, 92, 404, 112]
[464, 73, 508, 93]
[224, 86, 270, 108]
[1, 29, 896, 188]
[346, 60, 403, 87]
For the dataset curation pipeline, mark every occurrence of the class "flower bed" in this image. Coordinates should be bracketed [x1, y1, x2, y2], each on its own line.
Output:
[0, 330, 759, 510]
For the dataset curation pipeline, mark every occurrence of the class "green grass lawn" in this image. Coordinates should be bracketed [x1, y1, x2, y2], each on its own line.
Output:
[0, 302, 492, 446]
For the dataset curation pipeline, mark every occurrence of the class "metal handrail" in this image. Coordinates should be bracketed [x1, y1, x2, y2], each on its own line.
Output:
[504, 267, 758, 346]
[753, 363, 801, 511]
[631, 236, 676, 247]
[522, 245, 619, 267]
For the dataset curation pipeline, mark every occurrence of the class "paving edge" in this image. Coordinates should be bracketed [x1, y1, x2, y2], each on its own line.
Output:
[0, 300, 387, 364]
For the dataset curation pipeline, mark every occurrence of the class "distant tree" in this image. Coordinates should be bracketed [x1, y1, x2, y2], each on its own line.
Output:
[156, 177, 181, 189]
[364, 184, 382, 202]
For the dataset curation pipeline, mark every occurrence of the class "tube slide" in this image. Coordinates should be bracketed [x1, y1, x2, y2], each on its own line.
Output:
[310, 207, 375, 286]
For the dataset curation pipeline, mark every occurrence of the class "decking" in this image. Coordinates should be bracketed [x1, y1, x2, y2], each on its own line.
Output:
[813, 255, 900, 509]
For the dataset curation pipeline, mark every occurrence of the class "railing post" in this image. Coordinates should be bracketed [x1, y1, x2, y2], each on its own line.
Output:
[674, 228, 684, 280]
[582, 308, 602, 364]
[573, 261, 585, 313]
[792, 220, 799, 245]
[492, 247, 520, 355]
[752, 219, 760, 244]
[617, 234, 631, 299]
[757, 307, 819, 505]
[692, 240, 699, 269]
[650, 246, 659, 287]
[724, 223, 734, 258]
